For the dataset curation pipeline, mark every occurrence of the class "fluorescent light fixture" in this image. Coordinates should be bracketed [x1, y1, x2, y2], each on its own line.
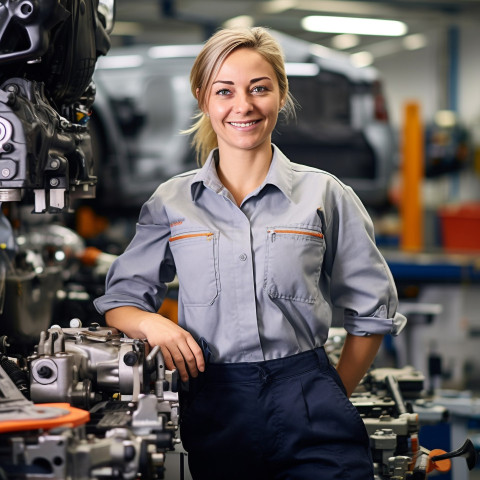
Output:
[403, 33, 428, 50]
[350, 51, 374, 68]
[331, 34, 360, 50]
[148, 45, 203, 59]
[285, 62, 320, 76]
[309, 43, 341, 60]
[223, 15, 254, 29]
[302, 15, 408, 36]
[96, 55, 144, 69]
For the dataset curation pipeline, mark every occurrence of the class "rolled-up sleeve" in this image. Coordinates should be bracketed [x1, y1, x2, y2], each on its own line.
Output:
[323, 185, 405, 337]
[93, 193, 175, 315]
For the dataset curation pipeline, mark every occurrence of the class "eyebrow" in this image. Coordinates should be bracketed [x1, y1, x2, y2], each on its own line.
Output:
[212, 76, 272, 85]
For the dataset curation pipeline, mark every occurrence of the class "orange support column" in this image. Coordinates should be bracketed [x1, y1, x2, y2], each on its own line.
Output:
[400, 102, 424, 252]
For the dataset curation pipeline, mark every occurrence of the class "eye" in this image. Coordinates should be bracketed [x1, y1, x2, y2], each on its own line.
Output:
[215, 88, 231, 96]
[252, 85, 268, 94]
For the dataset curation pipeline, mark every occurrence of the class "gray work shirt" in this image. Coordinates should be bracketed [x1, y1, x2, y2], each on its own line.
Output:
[94, 145, 404, 363]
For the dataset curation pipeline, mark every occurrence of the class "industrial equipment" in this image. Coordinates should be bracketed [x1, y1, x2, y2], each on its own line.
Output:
[0, 323, 181, 479]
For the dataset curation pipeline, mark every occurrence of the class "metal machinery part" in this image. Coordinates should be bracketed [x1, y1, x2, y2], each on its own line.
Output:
[0, 1, 188, 477]
[325, 329, 478, 479]
[0, 324, 478, 479]
[0, 323, 181, 479]
[0, 76, 97, 212]
[0, 0, 112, 212]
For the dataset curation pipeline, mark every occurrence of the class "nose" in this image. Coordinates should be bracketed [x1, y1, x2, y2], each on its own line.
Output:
[234, 92, 253, 114]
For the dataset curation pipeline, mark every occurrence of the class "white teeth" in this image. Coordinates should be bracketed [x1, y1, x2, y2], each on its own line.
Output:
[230, 121, 257, 127]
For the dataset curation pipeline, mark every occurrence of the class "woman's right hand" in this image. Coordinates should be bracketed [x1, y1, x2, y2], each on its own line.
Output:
[105, 306, 205, 382]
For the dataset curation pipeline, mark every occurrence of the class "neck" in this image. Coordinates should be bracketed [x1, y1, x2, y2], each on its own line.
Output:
[216, 144, 273, 206]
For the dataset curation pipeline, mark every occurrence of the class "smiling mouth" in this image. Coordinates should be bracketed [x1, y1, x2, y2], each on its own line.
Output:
[229, 120, 259, 128]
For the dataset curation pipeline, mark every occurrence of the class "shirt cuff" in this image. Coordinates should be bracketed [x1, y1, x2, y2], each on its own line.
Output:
[94, 294, 157, 315]
[344, 311, 407, 337]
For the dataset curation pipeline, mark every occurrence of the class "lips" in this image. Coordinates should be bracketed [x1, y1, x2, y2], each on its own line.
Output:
[228, 120, 259, 128]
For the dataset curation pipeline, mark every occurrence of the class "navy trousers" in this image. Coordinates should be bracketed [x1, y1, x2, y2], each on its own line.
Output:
[180, 347, 374, 480]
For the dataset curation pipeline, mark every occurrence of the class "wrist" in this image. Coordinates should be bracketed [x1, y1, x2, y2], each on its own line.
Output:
[138, 313, 160, 339]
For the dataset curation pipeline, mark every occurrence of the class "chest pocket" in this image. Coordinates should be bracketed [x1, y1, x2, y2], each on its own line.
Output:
[264, 227, 325, 304]
[169, 231, 220, 306]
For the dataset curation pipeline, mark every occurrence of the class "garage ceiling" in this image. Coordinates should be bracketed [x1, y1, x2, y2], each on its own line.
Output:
[112, 0, 480, 53]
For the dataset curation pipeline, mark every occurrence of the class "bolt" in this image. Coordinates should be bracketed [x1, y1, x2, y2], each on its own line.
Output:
[50, 178, 60, 187]
[123, 351, 138, 367]
[1, 169, 10, 178]
[50, 159, 60, 169]
[2, 143, 12, 153]
[69, 318, 82, 328]
[5, 84, 19, 94]
[124, 445, 136, 462]
[37, 365, 53, 379]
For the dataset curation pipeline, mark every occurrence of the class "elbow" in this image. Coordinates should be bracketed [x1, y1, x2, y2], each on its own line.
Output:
[104, 309, 115, 327]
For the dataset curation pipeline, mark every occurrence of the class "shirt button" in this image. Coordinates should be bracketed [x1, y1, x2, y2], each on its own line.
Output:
[239, 253, 247, 261]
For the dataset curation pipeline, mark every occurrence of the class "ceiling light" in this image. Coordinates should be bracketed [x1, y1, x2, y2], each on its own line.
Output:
[403, 33, 428, 51]
[149, 45, 203, 59]
[285, 62, 320, 76]
[309, 43, 340, 60]
[96, 55, 144, 69]
[331, 34, 360, 50]
[350, 51, 374, 68]
[302, 15, 408, 36]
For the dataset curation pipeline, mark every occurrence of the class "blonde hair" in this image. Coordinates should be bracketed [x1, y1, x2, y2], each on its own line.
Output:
[186, 26, 296, 165]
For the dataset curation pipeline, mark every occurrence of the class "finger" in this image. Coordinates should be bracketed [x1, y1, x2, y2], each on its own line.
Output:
[169, 345, 190, 382]
[186, 336, 205, 373]
[177, 340, 201, 378]
[178, 343, 199, 378]
[159, 346, 176, 372]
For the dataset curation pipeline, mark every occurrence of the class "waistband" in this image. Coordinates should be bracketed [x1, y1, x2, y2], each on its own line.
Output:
[202, 347, 330, 384]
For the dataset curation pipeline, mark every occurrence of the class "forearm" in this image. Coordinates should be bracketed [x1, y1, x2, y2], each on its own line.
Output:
[335, 333, 383, 397]
[105, 305, 156, 339]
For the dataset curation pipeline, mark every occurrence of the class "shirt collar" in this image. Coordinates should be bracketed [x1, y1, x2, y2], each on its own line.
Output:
[190, 144, 293, 202]
[264, 144, 293, 201]
[190, 149, 223, 201]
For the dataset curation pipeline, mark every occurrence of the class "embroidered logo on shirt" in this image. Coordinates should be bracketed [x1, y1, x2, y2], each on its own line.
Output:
[170, 220, 184, 227]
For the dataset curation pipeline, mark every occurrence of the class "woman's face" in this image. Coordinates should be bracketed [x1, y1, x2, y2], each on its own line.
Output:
[204, 47, 284, 156]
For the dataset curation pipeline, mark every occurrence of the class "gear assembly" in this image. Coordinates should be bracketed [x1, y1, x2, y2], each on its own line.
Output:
[0, 1, 478, 479]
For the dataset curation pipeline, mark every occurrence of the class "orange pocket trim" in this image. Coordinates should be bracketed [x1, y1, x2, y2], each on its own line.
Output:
[271, 229, 323, 238]
[169, 232, 214, 242]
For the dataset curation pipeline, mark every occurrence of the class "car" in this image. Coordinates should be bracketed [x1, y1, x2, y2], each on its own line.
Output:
[90, 30, 395, 212]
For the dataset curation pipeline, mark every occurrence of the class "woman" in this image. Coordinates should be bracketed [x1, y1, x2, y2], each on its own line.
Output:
[95, 26, 405, 479]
